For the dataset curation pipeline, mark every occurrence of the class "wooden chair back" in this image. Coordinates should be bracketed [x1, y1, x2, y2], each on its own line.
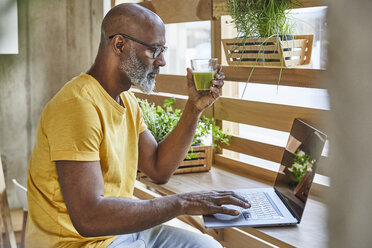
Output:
[0, 154, 17, 248]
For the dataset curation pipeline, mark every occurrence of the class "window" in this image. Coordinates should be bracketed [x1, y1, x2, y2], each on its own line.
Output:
[161, 21, 211, 75]
[0, 0, 19, 54]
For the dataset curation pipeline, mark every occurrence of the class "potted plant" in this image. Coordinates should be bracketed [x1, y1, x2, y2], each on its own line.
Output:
[137, 97, 231, 175]
[222, 0, 314, 95]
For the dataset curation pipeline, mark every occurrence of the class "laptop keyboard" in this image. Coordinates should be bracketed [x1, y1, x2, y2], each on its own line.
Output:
[239, 191, 283, 220]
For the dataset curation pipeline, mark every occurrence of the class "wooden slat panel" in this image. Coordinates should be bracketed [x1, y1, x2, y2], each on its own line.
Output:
[213, 0, 327, 18]
[138, 0, 212, 24]
[280, 39, 308, 48]
[231, 227, 296, 248]
[223, 36, 312, 68]
[222, 66, 325, 88]
[284, 59, 302, 66]
[223, 37, 278, 44]
[189, 152, 207, 158]
[214, 97, 326, 132]
[228, 61, 282, 67]
[223, 143, 329, 177]
[221, 227, 290, 248]
[224, 38, 306, 48]
[134, 91, 187, 109]
[182, 159, 206, 166]
[219, 135, 285, 163]
[154, 75, 188, 95]
[283, 50, 303, 57]
[134, 91, 213, 118]
[228, 45, 279, 51]
[229, 53, 281, 60]
[0, 155, 17, 248]
[220, 135, 330, 176]
[301, 34, 314, 65]
[214, 154, 277, 185]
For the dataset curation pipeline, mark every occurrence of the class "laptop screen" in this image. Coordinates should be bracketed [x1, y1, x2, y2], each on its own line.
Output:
[274, 119, 327, 221]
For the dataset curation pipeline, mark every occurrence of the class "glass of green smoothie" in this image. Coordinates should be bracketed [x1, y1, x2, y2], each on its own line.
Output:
[191, 58, 218, 91]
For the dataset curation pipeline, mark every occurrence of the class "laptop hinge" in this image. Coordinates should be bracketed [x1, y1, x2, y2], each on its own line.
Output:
[274, 187, 301, 222]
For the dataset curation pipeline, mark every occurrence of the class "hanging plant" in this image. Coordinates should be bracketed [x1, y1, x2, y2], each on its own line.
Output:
[222, 0, 314, 97]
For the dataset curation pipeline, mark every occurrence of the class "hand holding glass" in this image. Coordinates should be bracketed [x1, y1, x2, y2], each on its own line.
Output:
[191, 59, 218, 91]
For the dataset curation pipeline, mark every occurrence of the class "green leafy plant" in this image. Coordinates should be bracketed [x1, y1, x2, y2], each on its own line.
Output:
[227, 0, 296, 39]
[138, 98, 231, 159]
[140, 97, 182, 142]
[226, 0, 300, 97]
[288, 149, 316, 183]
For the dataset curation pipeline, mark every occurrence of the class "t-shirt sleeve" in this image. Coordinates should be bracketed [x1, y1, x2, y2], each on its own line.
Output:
[44, 97, 103, 161]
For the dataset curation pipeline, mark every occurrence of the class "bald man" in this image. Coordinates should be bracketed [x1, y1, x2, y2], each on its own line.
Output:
[26, 3, 249, 247]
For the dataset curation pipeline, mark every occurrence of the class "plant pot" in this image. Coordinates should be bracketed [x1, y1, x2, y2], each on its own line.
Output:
[137, 145, 212, 178]
[176, 145, 212, 174]
[222, 35, 313, 67]
[241, 35, 294, 62]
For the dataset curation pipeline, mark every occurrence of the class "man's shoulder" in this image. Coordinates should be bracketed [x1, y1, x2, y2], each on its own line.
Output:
[51, 74, 98, 103]
[43, 74, 98, 116]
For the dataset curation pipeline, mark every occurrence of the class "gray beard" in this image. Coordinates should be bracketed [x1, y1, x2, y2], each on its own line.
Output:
[120, 47, 156, 94]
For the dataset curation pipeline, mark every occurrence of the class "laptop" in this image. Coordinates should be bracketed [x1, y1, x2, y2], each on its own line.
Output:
[203, 118, 327, 228]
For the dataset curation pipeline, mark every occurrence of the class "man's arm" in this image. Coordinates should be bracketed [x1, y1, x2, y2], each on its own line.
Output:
[56, 160, 249, 237]
[138, 67, 224, 183]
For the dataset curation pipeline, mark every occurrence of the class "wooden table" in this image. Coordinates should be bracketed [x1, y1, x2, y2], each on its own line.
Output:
[136, 165, 327, 248]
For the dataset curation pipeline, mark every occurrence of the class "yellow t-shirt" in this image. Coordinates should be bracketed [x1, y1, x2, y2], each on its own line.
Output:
[26, 73, 147, 248]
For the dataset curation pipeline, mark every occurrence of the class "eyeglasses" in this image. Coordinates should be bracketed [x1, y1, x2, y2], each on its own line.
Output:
[109, 33, 167, 59]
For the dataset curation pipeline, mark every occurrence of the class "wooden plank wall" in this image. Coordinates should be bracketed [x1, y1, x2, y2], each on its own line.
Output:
[134, 0, 329, 185]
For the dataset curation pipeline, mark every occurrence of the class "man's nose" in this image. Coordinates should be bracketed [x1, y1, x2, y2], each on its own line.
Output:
[154, 52, 166, 67]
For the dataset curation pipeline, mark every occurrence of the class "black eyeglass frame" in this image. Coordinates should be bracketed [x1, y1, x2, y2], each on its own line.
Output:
[109, 33, 167, 59]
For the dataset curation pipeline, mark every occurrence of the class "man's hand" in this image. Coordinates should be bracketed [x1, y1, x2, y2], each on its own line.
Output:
[186, 65, 225, 113]
[177, 190, 250, 216]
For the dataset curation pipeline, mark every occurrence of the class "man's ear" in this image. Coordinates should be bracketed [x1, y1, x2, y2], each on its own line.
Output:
[111, 36, 127, 55]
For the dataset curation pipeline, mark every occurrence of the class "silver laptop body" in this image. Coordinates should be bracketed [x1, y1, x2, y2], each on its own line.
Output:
[204, 119, 327, 228]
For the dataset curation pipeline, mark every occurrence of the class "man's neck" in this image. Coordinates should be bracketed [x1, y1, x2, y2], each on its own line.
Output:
[87, 60, 131, 102]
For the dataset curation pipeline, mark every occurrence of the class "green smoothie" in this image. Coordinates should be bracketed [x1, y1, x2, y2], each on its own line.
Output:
[192, 72, 216, 91]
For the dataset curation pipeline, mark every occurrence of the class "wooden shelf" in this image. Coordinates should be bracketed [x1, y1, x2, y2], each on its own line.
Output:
[223, 66, 326, 88]
[152, 66, 326, 94]
[214, 96, 327, 132]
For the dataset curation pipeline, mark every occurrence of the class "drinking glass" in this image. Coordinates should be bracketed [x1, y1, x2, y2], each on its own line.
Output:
[190, 58, 218, 91]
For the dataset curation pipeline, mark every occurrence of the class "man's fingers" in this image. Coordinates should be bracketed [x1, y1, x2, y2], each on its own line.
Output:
[211, 191, 250, 209]
[186, 68, 195, 89]
[212, 79, 224, 89]
[211, 206, 241, 216]
[210, 86, 220, 99]
[219, 196, 251, 209]
[215, 71, 225, 80]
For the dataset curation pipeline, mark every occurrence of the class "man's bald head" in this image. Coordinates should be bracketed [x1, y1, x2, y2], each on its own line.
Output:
[89, 3, 166, 96]
[101, 3, 164, 45]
